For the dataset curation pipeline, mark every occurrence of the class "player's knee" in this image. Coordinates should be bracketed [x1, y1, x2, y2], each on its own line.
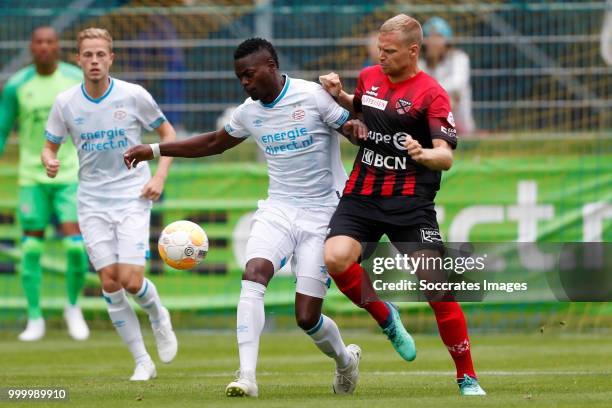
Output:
[98, 267, 121, 293]
[63, 236, 88, 273]
[64, 235, 85, 255]
[242, 258, 273, 286]
[123, 276, 144, 295]
[22, 236, 43, 250]
[101, 278, 122, 293]
[323, 245, 354, 275]
[22, 236, 43, 259]
[295, 309, 320, 331]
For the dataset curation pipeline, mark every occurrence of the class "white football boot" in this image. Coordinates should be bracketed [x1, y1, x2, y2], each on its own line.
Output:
[64, 305, 90, 341]
[225, 371, 258, 397]
[151, 307, 178, 363]
[130, 359, 157, 381]
[18, 317, 45, 342]
[333, 344, 362, 394]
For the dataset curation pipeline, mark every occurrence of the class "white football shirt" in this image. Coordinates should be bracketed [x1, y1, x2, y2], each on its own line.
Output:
[225, 75, 349, 207]
[45, 78, 166, 211]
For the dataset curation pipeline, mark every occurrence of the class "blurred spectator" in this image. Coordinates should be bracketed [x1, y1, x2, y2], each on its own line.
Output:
[215, 105, 265, 162]
[215, 105, 238, 131]
[601, 0, 612, 65]
[363, 30, 379, 67]
[131, 16, 187, 132]
[419, 17, 476, 135]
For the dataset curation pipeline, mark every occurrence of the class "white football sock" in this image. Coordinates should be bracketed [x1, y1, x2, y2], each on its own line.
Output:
[236, 280, 266, 377]
[103, 289, 151, 365]
[131, 278, 164, 326]
[306, 314, 351, 369]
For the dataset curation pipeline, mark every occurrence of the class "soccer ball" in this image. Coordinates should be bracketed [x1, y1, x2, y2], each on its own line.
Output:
[158, 220, 209, 270]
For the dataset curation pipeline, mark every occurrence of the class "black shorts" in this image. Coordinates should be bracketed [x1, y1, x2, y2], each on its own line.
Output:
[327, 194, 444, 255]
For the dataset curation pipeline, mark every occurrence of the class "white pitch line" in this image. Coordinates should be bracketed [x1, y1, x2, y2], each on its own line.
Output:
[185, 370, 610, 378]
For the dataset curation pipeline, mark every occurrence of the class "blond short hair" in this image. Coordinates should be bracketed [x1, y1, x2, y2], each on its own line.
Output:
[380, 14, 423, 46]
[77, 27, 113, 52]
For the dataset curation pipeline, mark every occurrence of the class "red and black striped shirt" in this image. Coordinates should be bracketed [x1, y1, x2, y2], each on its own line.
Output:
[344, 66, 457, 200]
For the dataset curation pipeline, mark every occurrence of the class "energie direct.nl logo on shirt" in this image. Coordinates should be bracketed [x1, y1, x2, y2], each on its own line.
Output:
[260, 126, 313, 155]
[79, 127, 128, 152]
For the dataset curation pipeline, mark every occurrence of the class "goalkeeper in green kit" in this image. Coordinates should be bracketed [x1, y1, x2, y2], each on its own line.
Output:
[0, 27, 89, 341]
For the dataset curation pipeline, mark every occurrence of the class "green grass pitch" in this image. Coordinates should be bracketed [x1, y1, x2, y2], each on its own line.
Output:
[0, 330, 610, 407]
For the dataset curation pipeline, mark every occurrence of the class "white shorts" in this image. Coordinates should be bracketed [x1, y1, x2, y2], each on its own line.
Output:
[246, 199, 335, 299]
[79, 205, 150, 271]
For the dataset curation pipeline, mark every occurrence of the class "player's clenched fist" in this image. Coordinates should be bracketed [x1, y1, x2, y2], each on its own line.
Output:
[319, 72, 343, 98]
[140, 174, 165, 202]
[44, 159, 60, 178]
[342, 119, 368, 145]
[123, 145, 154, 169]
[404, 135, 427, 163]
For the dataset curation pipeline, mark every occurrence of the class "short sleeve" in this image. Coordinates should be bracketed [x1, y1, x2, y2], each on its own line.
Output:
[135, 86, 167, 131]
[44, 100, 69, 145]
[428, 90, 458, 149]
[223, 103, 251, 139]
[313, 86, 349, 129]
[353, 70, 366, 113]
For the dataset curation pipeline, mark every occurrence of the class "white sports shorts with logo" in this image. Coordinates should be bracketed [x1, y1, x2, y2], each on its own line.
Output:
[246, 198, 335, 299]
[78, 203, 151, 270]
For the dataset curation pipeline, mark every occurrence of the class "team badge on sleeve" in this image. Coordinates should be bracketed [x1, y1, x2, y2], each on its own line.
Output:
[447, 112, 456, 127]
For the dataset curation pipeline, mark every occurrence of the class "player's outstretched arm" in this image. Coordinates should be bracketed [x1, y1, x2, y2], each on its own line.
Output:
[124, 127, 245, 169]
[405, 137, 454, 171]
[41, 140, 61, 178]
[319, 72, 355, 114]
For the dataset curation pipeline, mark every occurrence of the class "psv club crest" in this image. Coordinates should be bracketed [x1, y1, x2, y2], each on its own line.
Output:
[292, 109, 306, 121]
[395, 99, 412, 115]
[114, 110, 127, 120]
